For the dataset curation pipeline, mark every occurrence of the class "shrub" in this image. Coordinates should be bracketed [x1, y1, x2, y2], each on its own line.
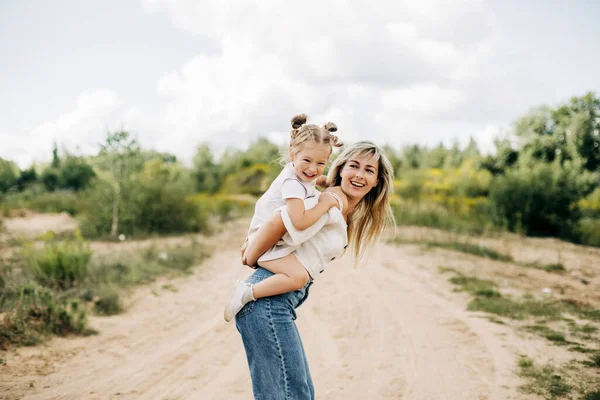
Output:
[2, 185, 79, 216]
[78, 160, 212, 238]
[24, 231, 92, 290]
[489, 163, 584, 240]
[0, 284, 88, 348]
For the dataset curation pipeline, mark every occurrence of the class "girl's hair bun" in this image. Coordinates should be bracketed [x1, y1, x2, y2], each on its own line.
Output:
[291, 113, 308, 129]
[323, 122, 337, 133]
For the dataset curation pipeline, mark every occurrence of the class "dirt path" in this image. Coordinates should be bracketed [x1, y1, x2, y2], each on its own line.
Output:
[1, 221, 540, 399]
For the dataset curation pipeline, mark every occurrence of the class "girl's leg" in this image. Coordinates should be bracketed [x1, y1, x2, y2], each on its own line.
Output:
[253, 254, 310, 298]
[244, 213, 288, 267]
[224, 254, 309, 321]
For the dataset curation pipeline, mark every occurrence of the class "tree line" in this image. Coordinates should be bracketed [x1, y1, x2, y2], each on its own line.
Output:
[1, 92, 599, 245]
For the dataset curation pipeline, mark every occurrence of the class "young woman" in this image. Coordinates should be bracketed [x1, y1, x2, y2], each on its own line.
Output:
[234, 141, 395, 399]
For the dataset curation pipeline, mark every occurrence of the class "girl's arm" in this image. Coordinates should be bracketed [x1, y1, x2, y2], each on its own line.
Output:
[285, 194, 337, 231]
[244, 192, 342, 266]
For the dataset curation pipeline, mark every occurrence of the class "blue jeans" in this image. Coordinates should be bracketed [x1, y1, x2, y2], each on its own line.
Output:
[235, 267, 315, 400]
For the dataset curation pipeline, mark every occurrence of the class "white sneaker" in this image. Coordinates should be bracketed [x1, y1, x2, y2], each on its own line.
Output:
[224, 280, 251, 322]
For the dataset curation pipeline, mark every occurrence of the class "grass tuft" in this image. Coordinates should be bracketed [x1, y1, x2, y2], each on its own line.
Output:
[517, 357, 572, 399]
[584, 390, 600, 400]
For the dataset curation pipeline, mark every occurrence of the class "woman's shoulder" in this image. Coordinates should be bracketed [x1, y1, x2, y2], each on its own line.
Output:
[323, 186, 348, 212]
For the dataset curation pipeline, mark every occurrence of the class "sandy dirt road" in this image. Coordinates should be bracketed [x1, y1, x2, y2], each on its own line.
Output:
[1, 219, 542, 399]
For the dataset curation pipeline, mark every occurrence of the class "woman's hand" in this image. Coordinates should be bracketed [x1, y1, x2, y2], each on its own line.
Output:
[241, 237, 249, 265]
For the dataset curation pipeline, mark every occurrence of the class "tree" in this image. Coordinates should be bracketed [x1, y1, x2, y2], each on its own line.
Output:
[51, 142, 60, 168]
[16, 165, 38, 190]
[99, 130, 140, 238]
[193, 143, 220, 193]
[60, 157, 96, 191]
[0, 158, 19, 193]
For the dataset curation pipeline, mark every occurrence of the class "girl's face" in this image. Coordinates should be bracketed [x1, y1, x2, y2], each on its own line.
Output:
[290, 142, 331, 183]
[339, 152, 379, 201]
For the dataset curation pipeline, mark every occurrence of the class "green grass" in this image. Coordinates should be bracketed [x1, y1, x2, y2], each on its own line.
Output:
[584, 353, 600, 368]
[445, 271, 600, 323]
[425, 241, 513, 262]
[569, 346, 597, 354]
[0, 236, 211, 349]
[517, 356, 572, 399]
[524, 262, 567, 273]
[584, 390, 600, 400]
[524, 325, 572, 345]
[400, 239, 567, 274]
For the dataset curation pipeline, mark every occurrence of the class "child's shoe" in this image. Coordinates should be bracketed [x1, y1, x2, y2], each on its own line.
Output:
[224, 280, 255, 322]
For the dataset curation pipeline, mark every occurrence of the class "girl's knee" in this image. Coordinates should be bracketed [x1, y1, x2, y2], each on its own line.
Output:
[291, 269, 310, 290]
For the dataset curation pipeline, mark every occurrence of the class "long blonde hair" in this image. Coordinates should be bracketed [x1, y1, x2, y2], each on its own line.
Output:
[287, 114, 343, 160]
[327, 141, 395, 262]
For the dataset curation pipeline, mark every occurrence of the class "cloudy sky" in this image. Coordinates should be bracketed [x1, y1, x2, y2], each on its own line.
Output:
[1, 0, 599, 168]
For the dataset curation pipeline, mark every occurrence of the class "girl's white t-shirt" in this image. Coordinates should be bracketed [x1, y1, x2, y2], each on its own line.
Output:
[247, 162, 340, 264]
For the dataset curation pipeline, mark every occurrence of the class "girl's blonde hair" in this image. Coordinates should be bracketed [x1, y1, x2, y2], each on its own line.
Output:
[289, 114, 343, 157]
[327, 141, 395, 262]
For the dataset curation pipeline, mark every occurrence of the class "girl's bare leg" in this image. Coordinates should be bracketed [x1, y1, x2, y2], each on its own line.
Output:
[253, 254, 310, 298]
[244, 212, 287, 266]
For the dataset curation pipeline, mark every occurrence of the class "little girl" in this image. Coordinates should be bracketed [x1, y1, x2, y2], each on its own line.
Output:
[224, 114, 343, 321]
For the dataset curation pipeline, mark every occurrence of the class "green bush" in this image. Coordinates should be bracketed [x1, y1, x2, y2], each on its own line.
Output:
[489, 163, 584, 240]
[2, 185, 79, 216]
[78, 160, 210, 238]
[24, 231, 92, 290]
[578, 218, 600, 247]
[0, 284, 88, 348]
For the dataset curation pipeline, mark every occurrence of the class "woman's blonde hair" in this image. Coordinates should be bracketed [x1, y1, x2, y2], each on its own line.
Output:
[327, 141, 395, 262]
[288, 114, 343, 158]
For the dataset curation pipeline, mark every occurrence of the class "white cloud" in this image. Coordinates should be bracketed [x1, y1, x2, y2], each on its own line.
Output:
[3, 0, 544, 168]
[138, 0, 504, 162]
[3, 90, 132, 168]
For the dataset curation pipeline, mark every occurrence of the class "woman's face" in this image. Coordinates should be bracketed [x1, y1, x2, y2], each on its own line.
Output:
[339, 152, 379, 201]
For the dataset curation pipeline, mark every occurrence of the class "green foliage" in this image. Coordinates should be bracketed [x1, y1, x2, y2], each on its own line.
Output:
[426, 241, 512, 262]
[78, 159, 208, 238]
[193, 143, 220, 193]
[59, 156, 96, 191]
[517, 357, 572, 399]
[489, 163, 584, 239]
[2, 185, 79, 215]
[583, 390, 600, 400]
[41, 168, 61, 191]
[92, 285, 122, 316]
[0, 285, 89, 349]
[220, 163, 276, 196]
[0, 157, 19, 193]
[15, 166, 37, 191]
[24, 231, 92, 290]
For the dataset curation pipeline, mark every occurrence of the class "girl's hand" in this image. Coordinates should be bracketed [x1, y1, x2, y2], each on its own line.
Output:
[318, 191, 340, 209]
[315, 175, 328, 188]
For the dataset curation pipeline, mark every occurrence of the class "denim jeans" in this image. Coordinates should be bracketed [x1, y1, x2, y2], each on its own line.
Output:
[235, 267, 315, 400]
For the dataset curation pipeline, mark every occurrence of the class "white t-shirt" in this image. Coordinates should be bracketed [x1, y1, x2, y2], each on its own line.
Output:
[247, 162, 341, 263]
[247, 163, 316, 261]
[279, 193, 347, 280]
